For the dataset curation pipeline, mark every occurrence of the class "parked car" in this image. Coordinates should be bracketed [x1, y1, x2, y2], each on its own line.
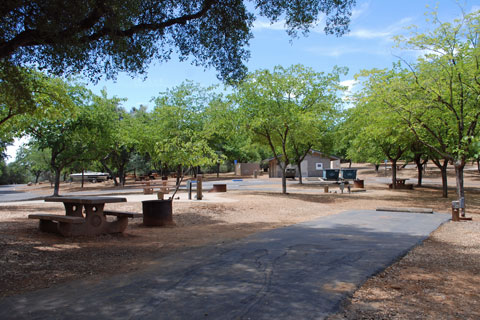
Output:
[285, 168, 296, 179]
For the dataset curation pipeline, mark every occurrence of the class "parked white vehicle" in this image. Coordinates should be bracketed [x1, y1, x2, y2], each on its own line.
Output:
[69, 172, 109, 183]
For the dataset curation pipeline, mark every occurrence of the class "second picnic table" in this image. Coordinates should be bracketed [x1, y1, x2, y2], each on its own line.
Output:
[388, 178, 413, 189]
[29, 196, 141, 236]
[395, 178, 409, 185]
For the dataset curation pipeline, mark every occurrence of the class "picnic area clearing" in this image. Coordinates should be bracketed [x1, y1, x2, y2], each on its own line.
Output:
[0, 164, 479, 319]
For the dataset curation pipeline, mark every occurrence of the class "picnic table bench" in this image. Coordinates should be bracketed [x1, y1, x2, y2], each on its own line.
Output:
[142, 180, 174, 195]
[104, 211, 143, 218]
[29, 196, 140, 236]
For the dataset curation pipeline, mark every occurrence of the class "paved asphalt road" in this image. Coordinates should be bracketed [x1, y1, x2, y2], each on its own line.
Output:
[0, 210, 449, 319]
[0, 184, 43, 202]
[0, 179, 304, 202]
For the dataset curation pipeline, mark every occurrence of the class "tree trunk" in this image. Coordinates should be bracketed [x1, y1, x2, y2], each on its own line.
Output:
[217, 162, 220, 178]
[297, 163, 303, 184]
[176, 165, 182, 186]
[281, 167, 287, 194]
[454, 160, 466, 216]
[440, 165, 448, 198]
[374, 164, 380, 172]
[53, 167, 61, 196]
[118, 164, 126, 186]
[100, 160, 119, 186]
[81, 169, 84, 188]
[432, 159, 448, 198]
[348, 160, 352, 168]
[34, 172, 41, 184]
[414, 157, 423, 187]
[162, 163, 169, 178]
[391, 159, 397, 189]
[477, 157, 480, 173]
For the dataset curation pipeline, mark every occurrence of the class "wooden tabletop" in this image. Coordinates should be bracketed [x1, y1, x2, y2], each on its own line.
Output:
[44, 196, 127, 204]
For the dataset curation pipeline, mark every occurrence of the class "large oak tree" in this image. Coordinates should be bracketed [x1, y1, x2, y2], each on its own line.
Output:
[1, 0, 355, 83]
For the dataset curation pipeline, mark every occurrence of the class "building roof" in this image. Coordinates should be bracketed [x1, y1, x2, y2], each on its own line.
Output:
[264, 149, 342, 162]
[310, 149, 342, 160]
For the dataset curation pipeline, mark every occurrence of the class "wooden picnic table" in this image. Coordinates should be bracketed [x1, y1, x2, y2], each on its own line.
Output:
[388, 178, 413, 189]
[395, 178, 409, 185]
[29, 196, 141, 236]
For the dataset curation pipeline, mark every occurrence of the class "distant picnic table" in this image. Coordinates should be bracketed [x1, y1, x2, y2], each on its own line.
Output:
[395, 178, 409, 185]
[388, 178, 413, 189]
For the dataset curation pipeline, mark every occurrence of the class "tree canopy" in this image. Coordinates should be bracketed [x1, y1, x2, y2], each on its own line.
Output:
[353, 9, 480, 203]
[1, 0, 355, 83]
[236, 64, 346, 193]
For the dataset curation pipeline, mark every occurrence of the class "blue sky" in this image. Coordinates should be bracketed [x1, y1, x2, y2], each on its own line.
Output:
[86, 0, 480, 109]
[5, 0, 479, 161]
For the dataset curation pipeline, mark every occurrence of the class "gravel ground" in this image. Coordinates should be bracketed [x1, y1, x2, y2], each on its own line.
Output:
[1, 165, 479, 318]
[329, 221, 480, 320]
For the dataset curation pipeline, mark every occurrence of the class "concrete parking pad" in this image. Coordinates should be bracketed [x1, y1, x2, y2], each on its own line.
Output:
[0, 210, 449, 319]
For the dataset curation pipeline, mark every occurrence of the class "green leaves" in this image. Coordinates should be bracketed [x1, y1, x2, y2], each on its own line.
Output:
[235, 64, 346, 191]
[1, 0, 355, 83]
[148, 82, 221, 168]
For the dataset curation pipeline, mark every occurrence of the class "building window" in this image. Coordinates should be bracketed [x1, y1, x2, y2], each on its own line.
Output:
[315, 163, 323, 170]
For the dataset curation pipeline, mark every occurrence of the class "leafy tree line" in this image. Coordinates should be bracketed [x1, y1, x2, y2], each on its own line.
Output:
[1, 78, 268, 194]
[339, 9, 480, 215]
[1, 1, 357, 181]
[1, 62, 346, 196]
[1, 3, 478, 209]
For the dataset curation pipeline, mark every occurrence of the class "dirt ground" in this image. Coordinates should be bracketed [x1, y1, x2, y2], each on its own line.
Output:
[1, 164, 479, 318]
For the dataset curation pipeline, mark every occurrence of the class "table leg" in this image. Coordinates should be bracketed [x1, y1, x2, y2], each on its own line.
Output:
[105, 217, 129, 234]
[82, 204, 129, 235]
[63, 203, 84, 217]
[82, 204, 107, 235]
[58, 202, 87, 236]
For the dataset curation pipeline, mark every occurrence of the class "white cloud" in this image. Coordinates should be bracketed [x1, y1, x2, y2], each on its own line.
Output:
[348, 29, 392, 39]
[339, 79, 358, 104]
[304, 46, 356, 57]
[351, 2, 370, 21]
[340, 79, 357, 89]
[305, 45, 391, 58]
[470, 5, 480, 13]
[347, 17, 413, 40]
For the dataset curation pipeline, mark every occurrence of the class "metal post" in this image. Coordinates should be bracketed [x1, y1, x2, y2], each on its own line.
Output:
[459, 197, 465, 217]
[187, 180, 192, 200]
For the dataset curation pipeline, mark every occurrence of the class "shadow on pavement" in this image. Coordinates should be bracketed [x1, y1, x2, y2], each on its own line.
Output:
[0, 210, 449, 320]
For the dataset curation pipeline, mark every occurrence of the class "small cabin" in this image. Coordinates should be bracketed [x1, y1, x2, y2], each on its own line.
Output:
[267, 150, 341, 178]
